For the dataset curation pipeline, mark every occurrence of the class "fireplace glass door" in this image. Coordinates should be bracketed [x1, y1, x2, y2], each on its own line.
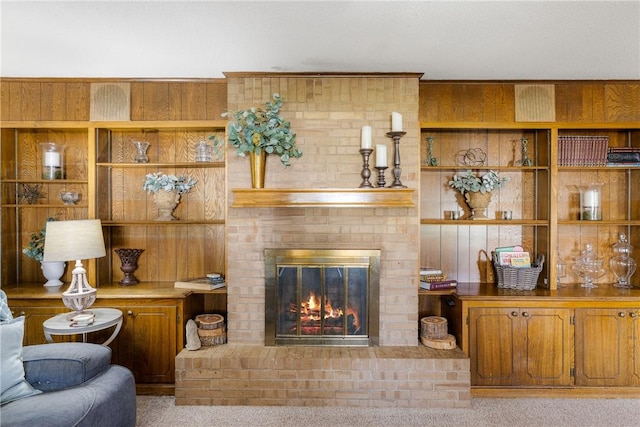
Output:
[265, 249, 380, 346]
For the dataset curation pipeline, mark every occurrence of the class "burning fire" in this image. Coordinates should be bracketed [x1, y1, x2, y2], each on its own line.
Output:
[291, 291, 360, 332]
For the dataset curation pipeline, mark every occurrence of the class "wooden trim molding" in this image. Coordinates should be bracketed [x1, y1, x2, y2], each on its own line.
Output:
[231, 188, 415, 208]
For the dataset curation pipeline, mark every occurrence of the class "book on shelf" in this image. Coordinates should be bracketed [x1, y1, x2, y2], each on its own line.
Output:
[174, 276, 226, 290]
[419, 267, 442, 275]
[607, 162, 640, 167]
[420, 279, 457, 290]
[607, 151, 640, 163]
[420, 273, 447, 283]
[558, 135, 609, 166]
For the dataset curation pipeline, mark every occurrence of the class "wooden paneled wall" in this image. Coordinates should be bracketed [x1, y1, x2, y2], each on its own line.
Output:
[419, 82, 640, 123]
[1, 79, 228, 121]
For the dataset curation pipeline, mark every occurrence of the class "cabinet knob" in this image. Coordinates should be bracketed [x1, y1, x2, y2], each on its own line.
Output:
[630, 312, 637, 318]
[511, 311, 519, 317]
[522, 312, 530, 317]
[618, 312, 626, 317]
[127, 310, 133, 316]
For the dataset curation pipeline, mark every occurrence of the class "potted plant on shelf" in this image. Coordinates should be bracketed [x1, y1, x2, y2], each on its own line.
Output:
[142, 172, 197, 221]
[222, 93, 302, 188]
[448, 170, 508, 220]
[23, 217, 66, 286]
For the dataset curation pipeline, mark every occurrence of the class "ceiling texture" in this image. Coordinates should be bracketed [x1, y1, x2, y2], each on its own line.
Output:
[1, 1, 639, 80]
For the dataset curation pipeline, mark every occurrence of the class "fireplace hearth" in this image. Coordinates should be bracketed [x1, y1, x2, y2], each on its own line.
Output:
[265, 249, 380, 346]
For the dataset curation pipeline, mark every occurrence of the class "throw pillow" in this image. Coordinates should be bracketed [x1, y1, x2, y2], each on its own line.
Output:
[0, 317, 42, 405]
[0, 290, 12, 321]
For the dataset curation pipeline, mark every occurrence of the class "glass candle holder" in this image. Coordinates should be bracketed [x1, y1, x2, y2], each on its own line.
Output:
[578, 183, 604, 221]
[40, 142, 66, 180]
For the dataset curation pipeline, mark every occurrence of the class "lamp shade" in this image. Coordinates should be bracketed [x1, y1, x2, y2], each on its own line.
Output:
[42, 219, 106, 262]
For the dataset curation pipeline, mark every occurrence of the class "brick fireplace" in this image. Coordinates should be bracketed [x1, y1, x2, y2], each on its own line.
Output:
[175, 73, 470, 407]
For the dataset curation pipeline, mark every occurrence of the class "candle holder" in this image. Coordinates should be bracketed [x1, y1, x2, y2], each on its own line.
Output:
[375, 166, 388, 188]
[359, 148, 374, 188]
[40, 142, 66, 180]
[386, 131, 406, 188]
[578, 183, 604, 220]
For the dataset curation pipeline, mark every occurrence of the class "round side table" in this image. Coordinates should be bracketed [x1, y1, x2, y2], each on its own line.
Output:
[43, 307, 123, 346]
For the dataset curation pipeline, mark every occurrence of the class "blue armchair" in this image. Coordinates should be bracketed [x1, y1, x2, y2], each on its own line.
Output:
[1, 342, 136, 427]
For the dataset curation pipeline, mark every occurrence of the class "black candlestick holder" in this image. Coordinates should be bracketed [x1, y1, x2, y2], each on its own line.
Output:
[386, 131, 407, 188]
[359, 148, 374, 188]
[375, 166, 388, 188]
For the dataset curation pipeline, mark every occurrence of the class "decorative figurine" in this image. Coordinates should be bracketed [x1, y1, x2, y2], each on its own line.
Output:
[426, 136, 438, 166]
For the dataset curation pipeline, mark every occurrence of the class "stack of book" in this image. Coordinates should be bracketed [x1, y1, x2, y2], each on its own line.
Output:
[69, 312, 95, 327]
[558, 135, 609, 166]
[175, 273, 226, 290]
[607, 147, 640, 167]
[419, 267, 457, 290]
[494, 245, 531, 268]
[420, 267, 446, 283]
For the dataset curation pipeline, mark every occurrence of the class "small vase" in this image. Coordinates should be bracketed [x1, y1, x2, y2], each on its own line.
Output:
[115, 248, 144, 285]
[153, 190, 181, 221]
[465, 191, 492, 220]
[250, 150, 266, 189]
[133, 141, 150, 163]
[41, 261, 66, 287]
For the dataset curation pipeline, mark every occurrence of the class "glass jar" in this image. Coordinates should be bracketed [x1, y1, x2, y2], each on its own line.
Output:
[40, 142, 66, 180]
[578, 183, 604, 221]
[195, 140, 212, 162]
[610, 233, 637, 288]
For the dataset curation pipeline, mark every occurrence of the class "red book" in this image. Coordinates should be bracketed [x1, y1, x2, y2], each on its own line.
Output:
[420, 279, 457, 290]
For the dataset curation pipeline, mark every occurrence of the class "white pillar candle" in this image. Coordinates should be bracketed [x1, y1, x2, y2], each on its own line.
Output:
[375, 144, 387, 167]
[583, 189, 600, 207]
[361, 126, 372, 149]
[391, 112, 403, 132]
[44, 151, 61, 167]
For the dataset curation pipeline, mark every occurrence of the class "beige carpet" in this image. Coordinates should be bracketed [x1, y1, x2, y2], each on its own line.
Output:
[136, 396, 640, 427]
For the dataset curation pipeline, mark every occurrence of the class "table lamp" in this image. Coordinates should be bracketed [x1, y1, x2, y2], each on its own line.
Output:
[42, 219, 106, 316]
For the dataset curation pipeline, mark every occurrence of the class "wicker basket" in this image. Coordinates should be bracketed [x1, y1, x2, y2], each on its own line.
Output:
[492, 253, 545, 290]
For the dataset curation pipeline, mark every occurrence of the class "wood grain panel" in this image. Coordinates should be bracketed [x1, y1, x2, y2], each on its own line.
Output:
[140, 82, 170, 121]
[40, 82, 67, 121]
[0, 81, 10, 120]
[206, 81, 228, 119]
[180, 82, 207, 120]
[605, 84, 640, 122]
[65, 83, 90, 121]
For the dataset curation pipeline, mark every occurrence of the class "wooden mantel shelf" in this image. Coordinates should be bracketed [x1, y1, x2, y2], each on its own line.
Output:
[232, 188, 415, 208]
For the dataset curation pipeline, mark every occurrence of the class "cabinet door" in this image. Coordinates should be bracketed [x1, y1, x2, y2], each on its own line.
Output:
[575, 308, 637, 386]
[469, 308, 519, 386]
[520, 308, 573, 386]
[9, 305, 72, 345]
[469, 307, 572, 386]
[116, 305, 177, 384]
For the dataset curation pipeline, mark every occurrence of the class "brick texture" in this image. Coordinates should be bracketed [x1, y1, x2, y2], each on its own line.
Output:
[176, 345, 470, 408]
[225, 75, 421, 346]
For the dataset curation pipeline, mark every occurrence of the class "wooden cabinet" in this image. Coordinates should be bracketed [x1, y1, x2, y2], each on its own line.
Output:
[444, 285, 640, 395]
[575, 307, 640, 386]
[469, 306, 572, 386]
[4, 282, 203, 393]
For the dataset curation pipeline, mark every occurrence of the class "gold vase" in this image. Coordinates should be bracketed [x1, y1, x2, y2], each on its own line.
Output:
[464, 191, 492, 220]
[250, 150, 267, 189]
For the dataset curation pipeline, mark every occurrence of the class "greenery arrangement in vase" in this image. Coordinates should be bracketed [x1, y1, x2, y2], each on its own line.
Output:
[142, 172, 197, 221]
[22, 217, 66, 286]
[449, 170, 508, 219]
[221, 93, 302, 188]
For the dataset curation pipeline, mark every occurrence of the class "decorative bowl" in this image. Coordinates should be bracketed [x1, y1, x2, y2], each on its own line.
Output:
[60, 191, 80, 205]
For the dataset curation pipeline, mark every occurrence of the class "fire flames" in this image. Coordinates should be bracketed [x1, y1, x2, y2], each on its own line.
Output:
[290, 291, 360, 333]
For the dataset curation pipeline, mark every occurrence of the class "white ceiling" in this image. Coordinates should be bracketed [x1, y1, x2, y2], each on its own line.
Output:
[1, 1, 639, 80]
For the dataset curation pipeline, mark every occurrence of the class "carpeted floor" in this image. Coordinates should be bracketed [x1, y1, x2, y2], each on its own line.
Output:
[136, 396, 640, 427]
